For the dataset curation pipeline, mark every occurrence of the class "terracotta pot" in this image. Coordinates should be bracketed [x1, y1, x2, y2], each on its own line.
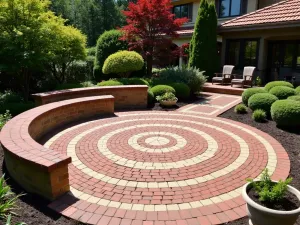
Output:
[159, 98, 178, 107]
[242, 182, 300, 225]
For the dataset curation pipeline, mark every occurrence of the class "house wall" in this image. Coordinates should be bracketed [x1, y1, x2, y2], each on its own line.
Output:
[220, 27, 300, 82]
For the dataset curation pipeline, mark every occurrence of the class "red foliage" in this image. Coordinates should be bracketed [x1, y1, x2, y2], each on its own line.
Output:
[120, 0, 188, 75]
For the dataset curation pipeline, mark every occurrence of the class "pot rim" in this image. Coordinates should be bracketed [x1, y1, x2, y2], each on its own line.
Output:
[242, 182, 300, 215]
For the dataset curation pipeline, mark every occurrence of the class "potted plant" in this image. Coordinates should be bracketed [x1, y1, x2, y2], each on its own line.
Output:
[156, 92, 178, 107]
[242, 169, 300, 225]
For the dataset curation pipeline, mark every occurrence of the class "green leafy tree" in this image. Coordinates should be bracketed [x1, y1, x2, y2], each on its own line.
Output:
[47, 25, 87, 83]
[0, 0, 87, 99]
[188, 0, 218, 79]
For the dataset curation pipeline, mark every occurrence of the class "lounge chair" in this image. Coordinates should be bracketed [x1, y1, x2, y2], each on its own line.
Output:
[231, 66, 256, 88]
[212, 65, 235, 85]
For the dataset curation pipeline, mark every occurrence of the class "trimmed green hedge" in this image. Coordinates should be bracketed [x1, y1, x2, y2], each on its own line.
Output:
[55, 83, 83, 90]
[150, 85, 176, 97]
[118, 78, 149, 86]
[102, 51, 144, 76]
[296, 86, 300, 95]
[269, 86, 296, 99]
[0, 102, 35, 116]
[288, 95, 300, 101]
[265, 81, 294, 92]
[97, 80, 123, 86]
[271, 100, 300, 127]
[170, 83, 190, 99]
[248, 93, 278, 113]
[242, 88, 267, 106]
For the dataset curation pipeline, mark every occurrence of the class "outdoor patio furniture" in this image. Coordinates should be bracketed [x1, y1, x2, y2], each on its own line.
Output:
[231, 66, 256, 88]
[212, 65, 235, 85]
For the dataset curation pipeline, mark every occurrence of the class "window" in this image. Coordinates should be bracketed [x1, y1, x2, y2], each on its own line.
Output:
[226, 39, 259, 69]
[173, 4, 192, 21]
[219, 0, 242, 17]
[244, 41, 258, 66]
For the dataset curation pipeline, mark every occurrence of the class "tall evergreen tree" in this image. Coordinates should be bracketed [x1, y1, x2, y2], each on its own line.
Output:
[188, 0, 217, 79]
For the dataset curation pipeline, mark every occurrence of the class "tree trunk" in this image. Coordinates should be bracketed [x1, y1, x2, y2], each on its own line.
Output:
[146, 55, 153, 77]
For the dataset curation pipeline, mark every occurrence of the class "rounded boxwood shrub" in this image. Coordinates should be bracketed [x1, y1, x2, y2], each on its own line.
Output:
[170, 83, 190, 99]
[97, 80, 123, 86]
[94, 30, 128, 80]
[147, 89, 155, 106]
[252, 109, 267, 122]
[242, 88, 267, 106]
[288, 95, 300, 101]
[296, 86, 300, 95]
[234, 104, 247, 114]
[150, 85, 176, 97]
[271, 100, 300, 127]
[248, 93, 278, 113]
[102, 51, 144, 77]
[265, 81, 294, 92]
[269, 86, 296, 100]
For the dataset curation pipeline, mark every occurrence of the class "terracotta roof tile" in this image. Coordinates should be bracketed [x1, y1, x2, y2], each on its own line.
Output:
[220, 0, 300, 28]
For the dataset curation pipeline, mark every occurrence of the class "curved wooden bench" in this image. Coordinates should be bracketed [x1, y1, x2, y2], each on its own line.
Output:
[0, 95, 114, 200]
[32, 85, 148, 109]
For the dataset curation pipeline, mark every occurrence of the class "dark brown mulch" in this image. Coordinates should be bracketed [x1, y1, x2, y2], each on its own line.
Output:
[220, 107, 300, 225]
[247, 187, 300, 211]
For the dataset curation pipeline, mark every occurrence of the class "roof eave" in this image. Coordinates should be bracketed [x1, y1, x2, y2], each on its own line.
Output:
[218, 21, 300, 33]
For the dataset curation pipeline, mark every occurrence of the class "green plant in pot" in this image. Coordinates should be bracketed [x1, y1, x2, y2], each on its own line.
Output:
[156, 92, 178, 107]
[242, 169, 300, 225]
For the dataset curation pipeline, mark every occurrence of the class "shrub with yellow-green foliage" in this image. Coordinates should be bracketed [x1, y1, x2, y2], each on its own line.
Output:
[102, 51, 144, 77]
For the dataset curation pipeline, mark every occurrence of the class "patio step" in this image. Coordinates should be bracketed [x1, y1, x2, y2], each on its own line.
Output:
[203, 83, 245, 95]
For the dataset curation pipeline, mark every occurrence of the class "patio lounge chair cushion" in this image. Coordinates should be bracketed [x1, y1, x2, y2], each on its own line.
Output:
[212, 65, 234, 84]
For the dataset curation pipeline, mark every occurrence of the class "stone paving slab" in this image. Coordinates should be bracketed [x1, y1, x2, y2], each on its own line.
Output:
[46, 111, 290, 225]
[177, 93, 241, 117]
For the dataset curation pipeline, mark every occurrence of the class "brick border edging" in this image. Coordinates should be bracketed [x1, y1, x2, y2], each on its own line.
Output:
[0, 95, 115, 200]
[32, 85, 148, 109]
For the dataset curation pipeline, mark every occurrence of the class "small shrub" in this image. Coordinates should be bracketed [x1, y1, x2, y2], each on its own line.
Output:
[152, 68, 166, 76]
[55, 83, 83, 90]
[102, 51, 144, 77]
[87, 47, 96, 56]
[156, 92, 177, 102]
[0, 111, 12, 130]
[296, 86, 300, 95]
[170, 83, 190, 100]
[159, 66, 207, 93]
[247, 169, 292, 203]
[117, 78, 149, 86]
[269, 86, 296, 100]
[271, 100, 300, 127]
[151, 85, 176, 97]
[242, 88, 267, 106]
[252, 109, 267, 122]
[97, 80, 124, 86]
[265, 81, 294, 92]
[248, 93, 278, 113]
[147, 89, 154, 106]
[81, 81, 95, 87]
[0, 91, 22, 104]
[234, 104, 247, 114]
[288, 95, 300, 101]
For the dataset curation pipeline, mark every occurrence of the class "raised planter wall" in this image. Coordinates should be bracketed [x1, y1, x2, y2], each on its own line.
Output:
[32, 85, 148, 109]
[0, 96, 115, 200]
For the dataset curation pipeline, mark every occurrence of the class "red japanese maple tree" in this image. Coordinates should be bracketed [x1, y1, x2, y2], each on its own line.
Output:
[120, 0, 188, 76]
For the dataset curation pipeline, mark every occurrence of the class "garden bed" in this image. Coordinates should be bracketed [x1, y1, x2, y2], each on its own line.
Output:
[220, 107, 300, 225]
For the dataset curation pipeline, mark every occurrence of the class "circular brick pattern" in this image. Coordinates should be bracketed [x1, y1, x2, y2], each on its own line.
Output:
[45, 112, 290, 225]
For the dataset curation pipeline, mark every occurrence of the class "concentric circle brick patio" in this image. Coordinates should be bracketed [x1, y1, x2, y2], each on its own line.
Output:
[47, 112, 290, 225]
